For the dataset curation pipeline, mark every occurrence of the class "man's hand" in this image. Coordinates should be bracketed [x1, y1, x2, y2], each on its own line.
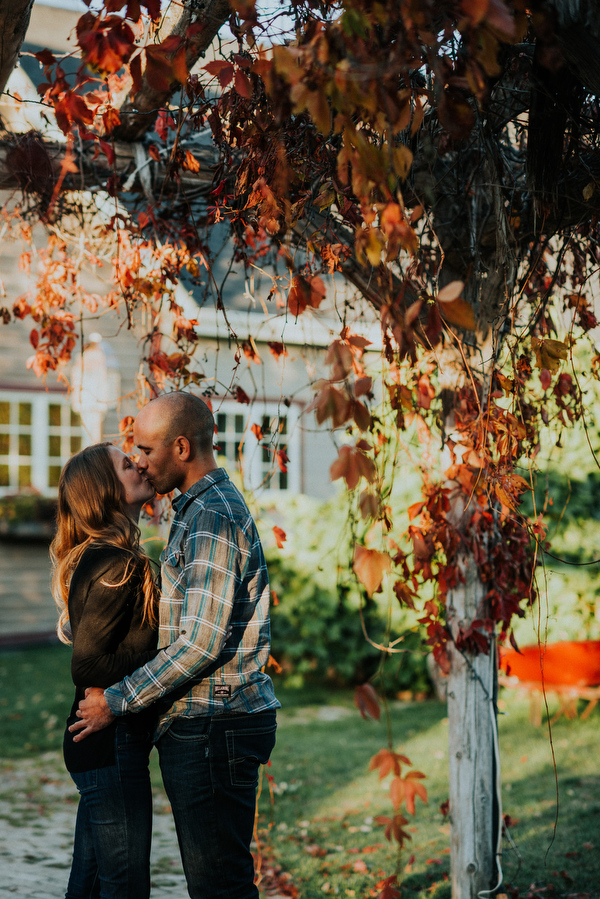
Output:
[68, 687, 115, 742]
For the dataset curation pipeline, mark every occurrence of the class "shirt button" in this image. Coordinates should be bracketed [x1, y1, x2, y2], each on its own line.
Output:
[181, 630, 187, 635]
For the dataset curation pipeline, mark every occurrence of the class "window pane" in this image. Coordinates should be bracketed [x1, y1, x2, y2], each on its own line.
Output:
[49, 435, 62, 457]
[18, 434, 31, 456]
[18, 465, 31, 488]
[280, 416, 287, 435]
[48, 465, 62, 488]
[216, 413, 226, 433]
[235, 415, 244, 434]
[217, 441, 227, 458]
[0, 402, 9, 425]
[18, 403, 32, 426]
[0, 434, 9, 456]
[279, 470, 288, 490]
[262, 415, 270, 435]
[70, 410, 81, 427]
[70, 435, 82, 454]
[0, 464, 8, 486]
[49, 404, 62, 427]
[262, 445, 270, 463]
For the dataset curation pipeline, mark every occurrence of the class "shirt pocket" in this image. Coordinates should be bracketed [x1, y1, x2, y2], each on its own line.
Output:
[162, 537, 184, 572]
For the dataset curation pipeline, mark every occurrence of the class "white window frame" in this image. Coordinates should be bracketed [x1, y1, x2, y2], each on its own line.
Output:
[214, 400, 301, 495]
[0, 389, 84, 497]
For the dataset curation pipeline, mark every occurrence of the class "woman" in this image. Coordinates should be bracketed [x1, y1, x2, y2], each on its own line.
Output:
[51, 443, 160, 899]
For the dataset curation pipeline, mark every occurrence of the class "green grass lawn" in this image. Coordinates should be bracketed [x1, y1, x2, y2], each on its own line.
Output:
[1, 644, 599, 898]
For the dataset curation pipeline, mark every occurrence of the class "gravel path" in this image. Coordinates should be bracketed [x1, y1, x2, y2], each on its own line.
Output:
[0, 751, 187, 898]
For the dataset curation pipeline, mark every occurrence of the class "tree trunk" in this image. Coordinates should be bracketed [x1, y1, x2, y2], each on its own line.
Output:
[446, 557, 500, 898]
[0, 0, 34, 97]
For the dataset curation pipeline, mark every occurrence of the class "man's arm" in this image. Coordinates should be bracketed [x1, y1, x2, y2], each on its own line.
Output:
[69, 687, 115, 740]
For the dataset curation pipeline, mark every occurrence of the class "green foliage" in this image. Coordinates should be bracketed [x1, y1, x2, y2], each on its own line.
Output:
[0, 644, 72, 757]
[259, 493, 432, 692]
[267, 552, 384, 686]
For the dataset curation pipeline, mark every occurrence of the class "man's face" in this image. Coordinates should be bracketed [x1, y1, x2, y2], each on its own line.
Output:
[133, 408, 184, 495]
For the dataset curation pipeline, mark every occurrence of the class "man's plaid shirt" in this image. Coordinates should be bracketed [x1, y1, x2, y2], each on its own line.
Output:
[105, 469, 279, 737]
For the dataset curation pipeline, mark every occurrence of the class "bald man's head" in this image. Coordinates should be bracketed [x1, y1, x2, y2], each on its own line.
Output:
[133, 392, 217, 494]
[150, 392, 215, 455]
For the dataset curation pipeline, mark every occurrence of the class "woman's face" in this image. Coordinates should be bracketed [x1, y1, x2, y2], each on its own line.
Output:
[108, 446, 155, 515]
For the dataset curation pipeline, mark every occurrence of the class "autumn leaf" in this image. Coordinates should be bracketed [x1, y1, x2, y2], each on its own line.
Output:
[267, 341, 287, 359]
[532, 337, 569, 373]
[204, 60, 235, 88]
[288, 274, 326, 316]
[369, 748, 410, 779]
[374, 814, 411, 846]
[354, 682, 381, 720]
[272, 525, 287, 548]
[359, 489, 379, 520]
[403, 770, 428, 815]
[183, 150, 201, 173]
[313, 384, 352, 428]
[276, 448, 289, 473]
[234, 69, 253, 98]
[353, 545, 392, 595]
[234, 386, 251, 404]
[374, 875, 401, 899]
[330, 444, 376, 488]
[437, 282, 476, 330]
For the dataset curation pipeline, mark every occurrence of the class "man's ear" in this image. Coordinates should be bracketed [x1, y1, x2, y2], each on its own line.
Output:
[174, 436, 192, 461]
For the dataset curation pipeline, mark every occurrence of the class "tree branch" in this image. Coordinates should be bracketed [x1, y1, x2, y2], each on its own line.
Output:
[112, 0, 232, 143]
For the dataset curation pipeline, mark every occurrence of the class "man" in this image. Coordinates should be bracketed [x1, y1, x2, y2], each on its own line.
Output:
[71, 392, 280, 899]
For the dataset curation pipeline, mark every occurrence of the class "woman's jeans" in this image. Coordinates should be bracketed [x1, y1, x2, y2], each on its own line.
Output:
[65, 722, 153, 899]
[157, 710, 277, 899]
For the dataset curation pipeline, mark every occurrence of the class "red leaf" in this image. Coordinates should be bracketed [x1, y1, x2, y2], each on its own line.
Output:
[234, 69, 252, 98]
[267, 341, 287, 359]
[204, 60, 234, 88]
[354, 683, 380, 720]
[234, 386, 251, 405]
[130, 52, 143, 94]
[250, 422, 263, 440]
[276, 448, 289, 473]
[144, 50, 172, 92]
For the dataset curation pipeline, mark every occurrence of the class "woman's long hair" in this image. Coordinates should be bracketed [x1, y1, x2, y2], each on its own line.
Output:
[50, 443, 158, 644]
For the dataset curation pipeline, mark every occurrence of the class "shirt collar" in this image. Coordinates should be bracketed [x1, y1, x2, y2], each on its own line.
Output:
[172, 467, 230, 515]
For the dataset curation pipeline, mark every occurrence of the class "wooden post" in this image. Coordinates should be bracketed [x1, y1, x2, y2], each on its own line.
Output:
[446, 554, 500, 898]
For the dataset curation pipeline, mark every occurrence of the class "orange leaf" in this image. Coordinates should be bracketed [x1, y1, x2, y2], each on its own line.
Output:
[353, 545, 392, 595]
[183, 150, 201, 172]
[172, 45, 188, 84]
[272, 525, 286, 548]
[438, 297, 476, 330]
[369, 749, 401, 779]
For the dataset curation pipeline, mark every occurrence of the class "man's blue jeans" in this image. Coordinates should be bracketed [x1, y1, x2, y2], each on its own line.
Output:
[157, 710, 277, 899]
[65, 722, 153, 899]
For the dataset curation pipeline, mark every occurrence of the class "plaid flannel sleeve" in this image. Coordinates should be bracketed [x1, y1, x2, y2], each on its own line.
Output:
[105, 510, 248, 715]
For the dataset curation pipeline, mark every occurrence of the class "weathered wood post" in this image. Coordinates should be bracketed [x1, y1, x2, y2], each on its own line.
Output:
[446, 555, 500, 898]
